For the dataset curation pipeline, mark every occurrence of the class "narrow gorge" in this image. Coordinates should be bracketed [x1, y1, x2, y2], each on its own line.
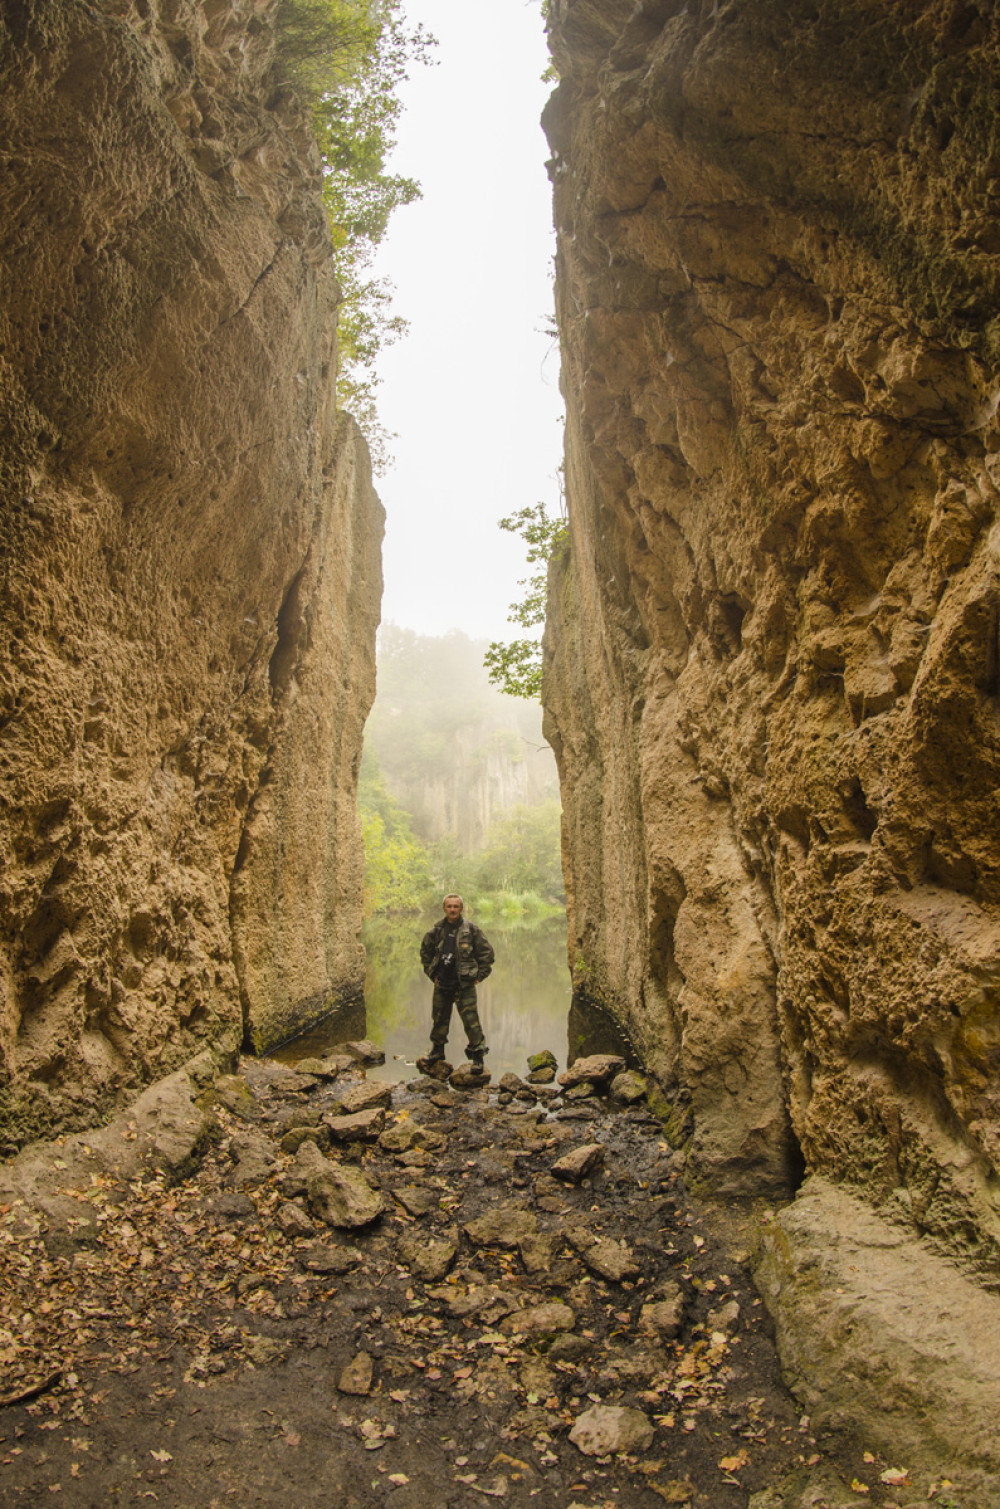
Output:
[2, 1, 1000, 1506]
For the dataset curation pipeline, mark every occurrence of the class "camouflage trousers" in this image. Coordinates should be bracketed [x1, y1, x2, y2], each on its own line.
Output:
[431, 982, 487, 1053]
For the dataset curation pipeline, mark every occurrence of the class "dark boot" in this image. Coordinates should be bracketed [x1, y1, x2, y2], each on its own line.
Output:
[426, 1044, 446, 1063]
[466, 1046, 487, 1075]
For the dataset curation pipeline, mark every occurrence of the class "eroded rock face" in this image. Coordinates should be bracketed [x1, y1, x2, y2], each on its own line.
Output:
[542, 0, 1000, 1271]
[0, 1, 382, 1146]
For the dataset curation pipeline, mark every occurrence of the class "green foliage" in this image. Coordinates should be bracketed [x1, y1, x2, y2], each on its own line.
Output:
[274, 1, 434, 469]
[473, 800, 564, 899]
[485, 504, 568, 700]
[358, 749, 433, 915]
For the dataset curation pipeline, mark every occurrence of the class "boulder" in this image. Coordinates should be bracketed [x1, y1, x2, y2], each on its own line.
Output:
[307, 1164, 384, 1228]
[558, 1055, 626, 1089]
[609, 1070, 648, 1105]
[527, 1066, 556, 1084]
[279, 1124, 331, 1156]
[567, 1226, 641, 1283]
[325, 1108, 385, 1143]
[465, 1202, 538, 1249]
[398, 1234, 458, 1282]
[450, 1064, 492, 1090]
[528, 1050, 558, 1073]
[340, 1080, 393, 1114]
[500, 1301, 576, 1339]
[499, 1072, 526, 1093]
[551, 1144, 605, 1184]
[568, 1403, 655, 1456]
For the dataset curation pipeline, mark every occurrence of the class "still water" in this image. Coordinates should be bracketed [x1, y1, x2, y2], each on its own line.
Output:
[273, 911, 576, 1083]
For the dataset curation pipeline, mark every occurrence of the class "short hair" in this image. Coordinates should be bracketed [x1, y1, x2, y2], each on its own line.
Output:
[443, 893, 463, 907]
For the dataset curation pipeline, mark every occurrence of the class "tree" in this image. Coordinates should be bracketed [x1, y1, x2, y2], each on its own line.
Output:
[274, 1, 435, 469]
[485, 504, 568, 700]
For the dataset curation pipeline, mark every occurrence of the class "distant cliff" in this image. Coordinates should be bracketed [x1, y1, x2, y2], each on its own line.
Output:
[543, 0, 1000, 1282]
[0, 0, 383, 1148]
[366, 628, 558, 853]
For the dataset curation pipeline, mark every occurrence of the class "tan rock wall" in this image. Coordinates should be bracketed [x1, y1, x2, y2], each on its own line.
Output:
[543, 0, 1000, 1271]
[0, 0, 382, 1146]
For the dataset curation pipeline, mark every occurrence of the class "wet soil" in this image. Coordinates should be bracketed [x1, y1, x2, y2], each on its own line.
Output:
[0, 1057, 905, 1508]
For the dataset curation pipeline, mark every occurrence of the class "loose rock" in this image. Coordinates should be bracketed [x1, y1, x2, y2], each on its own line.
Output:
[339, 1080, 393, 1114]
[567, 1226, 641, 1283]
[527, 1050, 558, 1073]
[500, 1301, 575, 1339]
[568, 1403, 655, 1456]
[339, 1040, 386, 1066]
[325, 1108, 385, 1142]
[551, 1144, 605, 1184]
[398, 1234, 458, 1282]
[558, 1054, 626, 1089]
[338, 1352, 374, 1395]
[465, 1203, 538, 1249]
[307, 1164, 384, 1228]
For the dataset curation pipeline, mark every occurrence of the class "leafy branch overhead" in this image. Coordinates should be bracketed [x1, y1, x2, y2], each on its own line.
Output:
[274, 0, 435, 469]
[485, 504, 569, 701]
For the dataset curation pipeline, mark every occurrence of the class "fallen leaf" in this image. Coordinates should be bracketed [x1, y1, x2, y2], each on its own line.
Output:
[149, 1450, 173, 1463]
[718, 1451, 748, 1471]
[388, 1475, 410, 1486]
[850, 1481, 870, 1495]
[879, 1468, 910, 1487]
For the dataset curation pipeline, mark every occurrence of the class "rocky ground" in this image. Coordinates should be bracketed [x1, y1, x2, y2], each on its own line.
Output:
[0, 1050, 949, 1508]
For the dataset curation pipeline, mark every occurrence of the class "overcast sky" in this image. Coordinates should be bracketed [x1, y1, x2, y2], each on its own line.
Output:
[369, 0, 563, 644]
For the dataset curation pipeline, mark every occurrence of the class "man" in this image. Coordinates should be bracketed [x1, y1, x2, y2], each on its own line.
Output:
[419, 894, 494, 1073]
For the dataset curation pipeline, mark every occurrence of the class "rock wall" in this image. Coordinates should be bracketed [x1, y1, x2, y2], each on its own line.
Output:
[542, 0, 1000, 1275]
[0, 0, 383, 1148]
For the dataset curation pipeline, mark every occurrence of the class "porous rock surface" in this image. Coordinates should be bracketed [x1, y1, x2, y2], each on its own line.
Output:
[0, 0, 382, 1147]
[542, 0, 1000, 1283]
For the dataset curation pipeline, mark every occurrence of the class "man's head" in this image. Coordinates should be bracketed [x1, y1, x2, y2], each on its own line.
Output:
[442, 894, 463, 922]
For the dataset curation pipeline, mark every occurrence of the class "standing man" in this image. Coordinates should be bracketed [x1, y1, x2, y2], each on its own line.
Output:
[419, 894, 494, 1073]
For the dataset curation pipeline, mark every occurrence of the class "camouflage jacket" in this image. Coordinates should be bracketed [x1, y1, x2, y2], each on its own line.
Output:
[420, 917, 494, 986]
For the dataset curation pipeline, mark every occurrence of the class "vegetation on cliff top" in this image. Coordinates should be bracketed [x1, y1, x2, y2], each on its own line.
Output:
[274, 0, 434, 468]
[485, 502, 569, 700]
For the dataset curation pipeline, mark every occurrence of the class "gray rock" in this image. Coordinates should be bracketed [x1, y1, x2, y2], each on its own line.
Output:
[568, 1403, 654, 1456]
[338, 1352, 374, 1395]
[500, 1300, 576, 1339]
[307, 1164, 384, 1228]
[551, 1143, 605, 1184]
[465, 1202, 538, 1249]
[276, 1105, 322, 1133]
[640, 1285, 684, 1339]
[325, 1108, 385, 1142]
[567, 1226, 641, 1283]
[279, 1124, 331, 1156]
[450, 1064, 492, 1090]
[275, 1201, 316, 1238]
[340, 1080, 393, 1114]
[270, 1073, 320, 1096]
[213, 1074, 262, 1120]
[299, 1242, 362, 1274]
[393, 1186, 438, 1218]
[499, 1072, 525, 1093]
[227, 1132, 278, 1188]
[527, 1050, 558, 1073]
[291, 1056, 341, 1079]
[563, 1081, 597, 1102]
[609, 1070, 648, 1105]
[378, 1120, 445, 1155]
[519, 1233, 560, 1275]
[527, 1066, 556, 1084]
[398, 1234, 458, 1282]
[558, 1054, 626, 1089]
[754, 1176, 1000, 1500]
[339, 1039, 386, 1066]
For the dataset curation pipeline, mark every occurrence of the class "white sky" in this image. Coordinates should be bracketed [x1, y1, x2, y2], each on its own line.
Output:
[369, 0, 564, 642]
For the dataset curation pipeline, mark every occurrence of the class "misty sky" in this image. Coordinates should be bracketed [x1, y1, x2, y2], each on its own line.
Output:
[369, 0, 564, 644]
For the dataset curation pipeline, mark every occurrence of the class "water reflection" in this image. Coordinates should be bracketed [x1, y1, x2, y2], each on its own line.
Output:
[271, 911, 573, 1082]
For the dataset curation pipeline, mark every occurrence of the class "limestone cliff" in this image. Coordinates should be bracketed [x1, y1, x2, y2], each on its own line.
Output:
[0, 0, 383, 1148]
[542, 0, 1000, 1282]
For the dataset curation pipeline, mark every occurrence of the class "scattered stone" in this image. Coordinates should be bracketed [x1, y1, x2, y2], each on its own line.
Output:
[292, 1056, 341, 1080]
[299, 1242, 362, 1274]
[226, 1133, 278, 1188]
[707, 1297, 740, 1334]
[338, 1352, 374, 1395]
[339, 1080, 393, 1114]
[307, 1164, 384, 1228]
[640, 1284, 685, 1339]
[430, 1090, 460, 1107]
[558, 1054, 626, 1089]
[212, 1074, 261, 1120]
[556, 1105, 601, 1121]
[398, 1234, 458, 1282]
[270, 1073, 320, 1096]
[203, 1191, 257, 1223]
[498, 1072, 525, 1093]
[548, 1332, 592, 1362]
[568, 1403, 655, 1456]
[527, 1066, 556, 1084]
[393, 1186, 438, 1218]
[450, 1064, 492, 1090]
[519, 1232, 560, 1275]
[279, 1123, 331, 1156]
[514, 1087, 538, 1103]
[275, 1200, 316, 1238]
[378, 1120, 445, 1155]
[465, 1203, 538, 1249]
[325, 1108, 386, 1142]
[551, 1144, 605, 1184]
[339, 1040, 386, 1066]
[397, 1148, 434, 1169]
[275, 1105, 322, 1133]
[567, 1226, 641, 1283]
[416, 1056, 453, 1080]
[500, 1300, 576, 1339]
[564, 1081, 597, 1102]
[608, 1070, 647, 1105]
[527, 1050, 558, 1073]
